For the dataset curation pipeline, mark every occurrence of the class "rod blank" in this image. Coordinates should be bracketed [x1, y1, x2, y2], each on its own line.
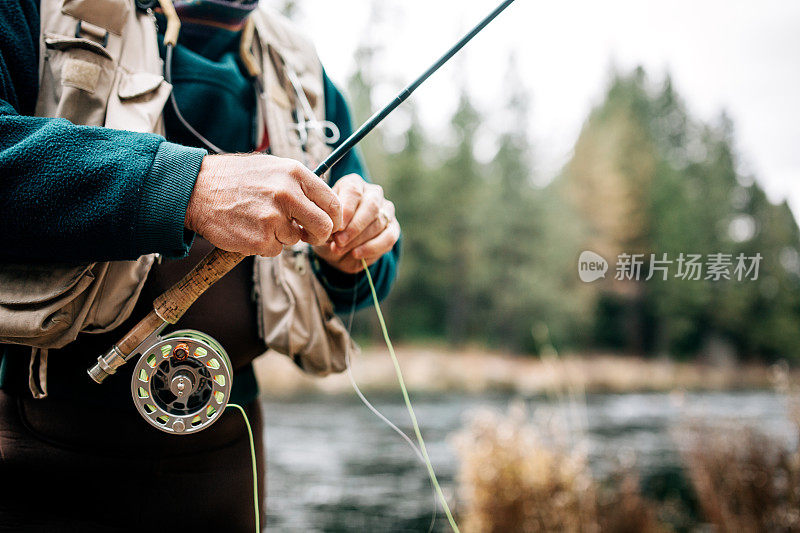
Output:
[314, 0, 516, 177]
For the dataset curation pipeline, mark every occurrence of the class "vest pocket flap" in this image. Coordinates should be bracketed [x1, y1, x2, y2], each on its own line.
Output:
[0, 263, 95, 305]
[106, 72, 171, 132]
[44, 34, 113, 60]
[61, 0, 130, 36]
[118, 72, 164, 100]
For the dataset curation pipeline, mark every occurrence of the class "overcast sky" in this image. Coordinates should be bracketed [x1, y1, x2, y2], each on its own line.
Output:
[271, 0, 800, 222]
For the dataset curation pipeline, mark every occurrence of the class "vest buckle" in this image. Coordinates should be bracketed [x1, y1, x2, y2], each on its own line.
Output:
[75, 20, 109, 48]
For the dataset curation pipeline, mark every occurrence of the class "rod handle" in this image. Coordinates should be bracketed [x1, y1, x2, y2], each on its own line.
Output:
[154, 247, 246, 324]
[87, 309, 167, 383]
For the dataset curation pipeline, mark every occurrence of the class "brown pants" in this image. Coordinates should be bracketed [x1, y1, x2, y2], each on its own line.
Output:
[0, 389, 266, 532]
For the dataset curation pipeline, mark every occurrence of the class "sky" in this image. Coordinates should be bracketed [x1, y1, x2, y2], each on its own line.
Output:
[269, 0, 800, 221]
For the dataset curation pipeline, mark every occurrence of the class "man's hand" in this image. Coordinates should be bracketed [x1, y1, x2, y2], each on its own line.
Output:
[185, 154, 343, 256]
[313, 173, 400, 274]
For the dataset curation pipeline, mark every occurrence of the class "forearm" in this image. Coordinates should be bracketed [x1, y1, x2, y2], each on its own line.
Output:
[0, 103, 204, 262]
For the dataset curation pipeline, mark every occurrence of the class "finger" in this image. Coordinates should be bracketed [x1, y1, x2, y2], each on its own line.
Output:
[310, 242, 341, 266]
[333, 216, 384, 255]
[335, 185, 382, 248]
[274, 217, 303, 247]
[293, 164, 343, 232]
[276, 182, 337, 245]
[338, 199, 394, 253]
[352, 220, 400, 260]
[333, 175, 365, 231]
[257, 236, 283, 258]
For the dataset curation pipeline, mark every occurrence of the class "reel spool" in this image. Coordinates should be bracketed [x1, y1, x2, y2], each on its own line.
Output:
[131, 330, 232, 435]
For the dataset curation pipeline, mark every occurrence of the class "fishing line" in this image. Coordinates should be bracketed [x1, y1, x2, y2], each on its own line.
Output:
[344, 278, 437, 533]
[226, 403, 260, 533]
[360, 258, 460, 532]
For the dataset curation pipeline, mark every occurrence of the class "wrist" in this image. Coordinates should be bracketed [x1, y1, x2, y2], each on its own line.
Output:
[185, 155, 220, 233]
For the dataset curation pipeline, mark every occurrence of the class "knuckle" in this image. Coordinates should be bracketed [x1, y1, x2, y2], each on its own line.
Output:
[328, 196, 342, 215]
[261, 210, 282, 228]
[288, 161, 307, 180]
[365, 198, 380, 218]
[273, 188, 292, 205]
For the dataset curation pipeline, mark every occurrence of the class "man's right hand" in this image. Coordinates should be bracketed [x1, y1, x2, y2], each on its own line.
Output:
[184, 154, 343, 256]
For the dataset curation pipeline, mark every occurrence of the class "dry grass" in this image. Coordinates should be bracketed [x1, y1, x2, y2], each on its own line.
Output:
[676, 364, 800, 532]
[452, 403, 663, 533]
[446, 360, 800, 532]
[679, 424, 800, 532]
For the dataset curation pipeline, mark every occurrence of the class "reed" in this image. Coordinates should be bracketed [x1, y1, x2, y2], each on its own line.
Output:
[452, 403, 663, 533]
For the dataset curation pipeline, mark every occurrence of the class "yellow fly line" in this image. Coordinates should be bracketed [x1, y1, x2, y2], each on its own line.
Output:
[361, 259, 461, 532]
[226, 403, 260, 533]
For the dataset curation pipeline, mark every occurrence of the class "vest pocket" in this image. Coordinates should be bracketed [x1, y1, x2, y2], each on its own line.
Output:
[0, 255, 155, 349]
[37, 34, 116, 126]
[105, 70, 172, 133]
[0, 263, 97, 348]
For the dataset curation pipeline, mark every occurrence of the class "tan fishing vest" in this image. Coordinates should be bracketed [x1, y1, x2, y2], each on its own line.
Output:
[0, 0, 355, 381]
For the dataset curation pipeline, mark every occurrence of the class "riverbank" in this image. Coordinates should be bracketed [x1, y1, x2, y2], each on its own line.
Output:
[254, 344, 792, 397]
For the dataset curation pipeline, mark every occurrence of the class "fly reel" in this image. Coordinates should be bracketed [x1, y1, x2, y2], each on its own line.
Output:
[131, 330, 232, 435]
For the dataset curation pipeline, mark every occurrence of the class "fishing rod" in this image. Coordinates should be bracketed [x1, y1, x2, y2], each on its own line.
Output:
[87, 0, 517, 435]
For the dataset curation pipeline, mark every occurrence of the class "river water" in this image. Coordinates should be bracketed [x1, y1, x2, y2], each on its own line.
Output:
[260, 390, 796, 532]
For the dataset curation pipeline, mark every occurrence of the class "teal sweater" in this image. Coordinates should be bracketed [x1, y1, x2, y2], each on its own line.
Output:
[0, 1, 398, 310]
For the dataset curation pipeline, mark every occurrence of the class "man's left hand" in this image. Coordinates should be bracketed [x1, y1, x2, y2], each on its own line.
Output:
[313, 174, 400, 274]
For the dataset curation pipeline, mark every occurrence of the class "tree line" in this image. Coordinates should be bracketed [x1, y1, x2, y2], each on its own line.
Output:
[342, 44, 800, 362]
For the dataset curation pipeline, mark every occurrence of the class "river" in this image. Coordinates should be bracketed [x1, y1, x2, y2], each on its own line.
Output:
[260, 390, 796, 532]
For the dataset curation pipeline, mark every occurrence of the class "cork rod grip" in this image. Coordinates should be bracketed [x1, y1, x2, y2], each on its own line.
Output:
[116, 309, 167, 356]
[154, 247, 246, 324]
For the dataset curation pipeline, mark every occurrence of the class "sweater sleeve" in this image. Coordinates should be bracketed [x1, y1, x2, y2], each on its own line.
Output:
[0, 1, 204, 263]
[311, 69, 401, 313]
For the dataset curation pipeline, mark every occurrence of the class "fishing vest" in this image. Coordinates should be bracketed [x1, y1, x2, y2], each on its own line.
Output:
[0, 0, 354, 381]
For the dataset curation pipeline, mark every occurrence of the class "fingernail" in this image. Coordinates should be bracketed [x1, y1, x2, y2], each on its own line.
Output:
[336, 233, 349, 246]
